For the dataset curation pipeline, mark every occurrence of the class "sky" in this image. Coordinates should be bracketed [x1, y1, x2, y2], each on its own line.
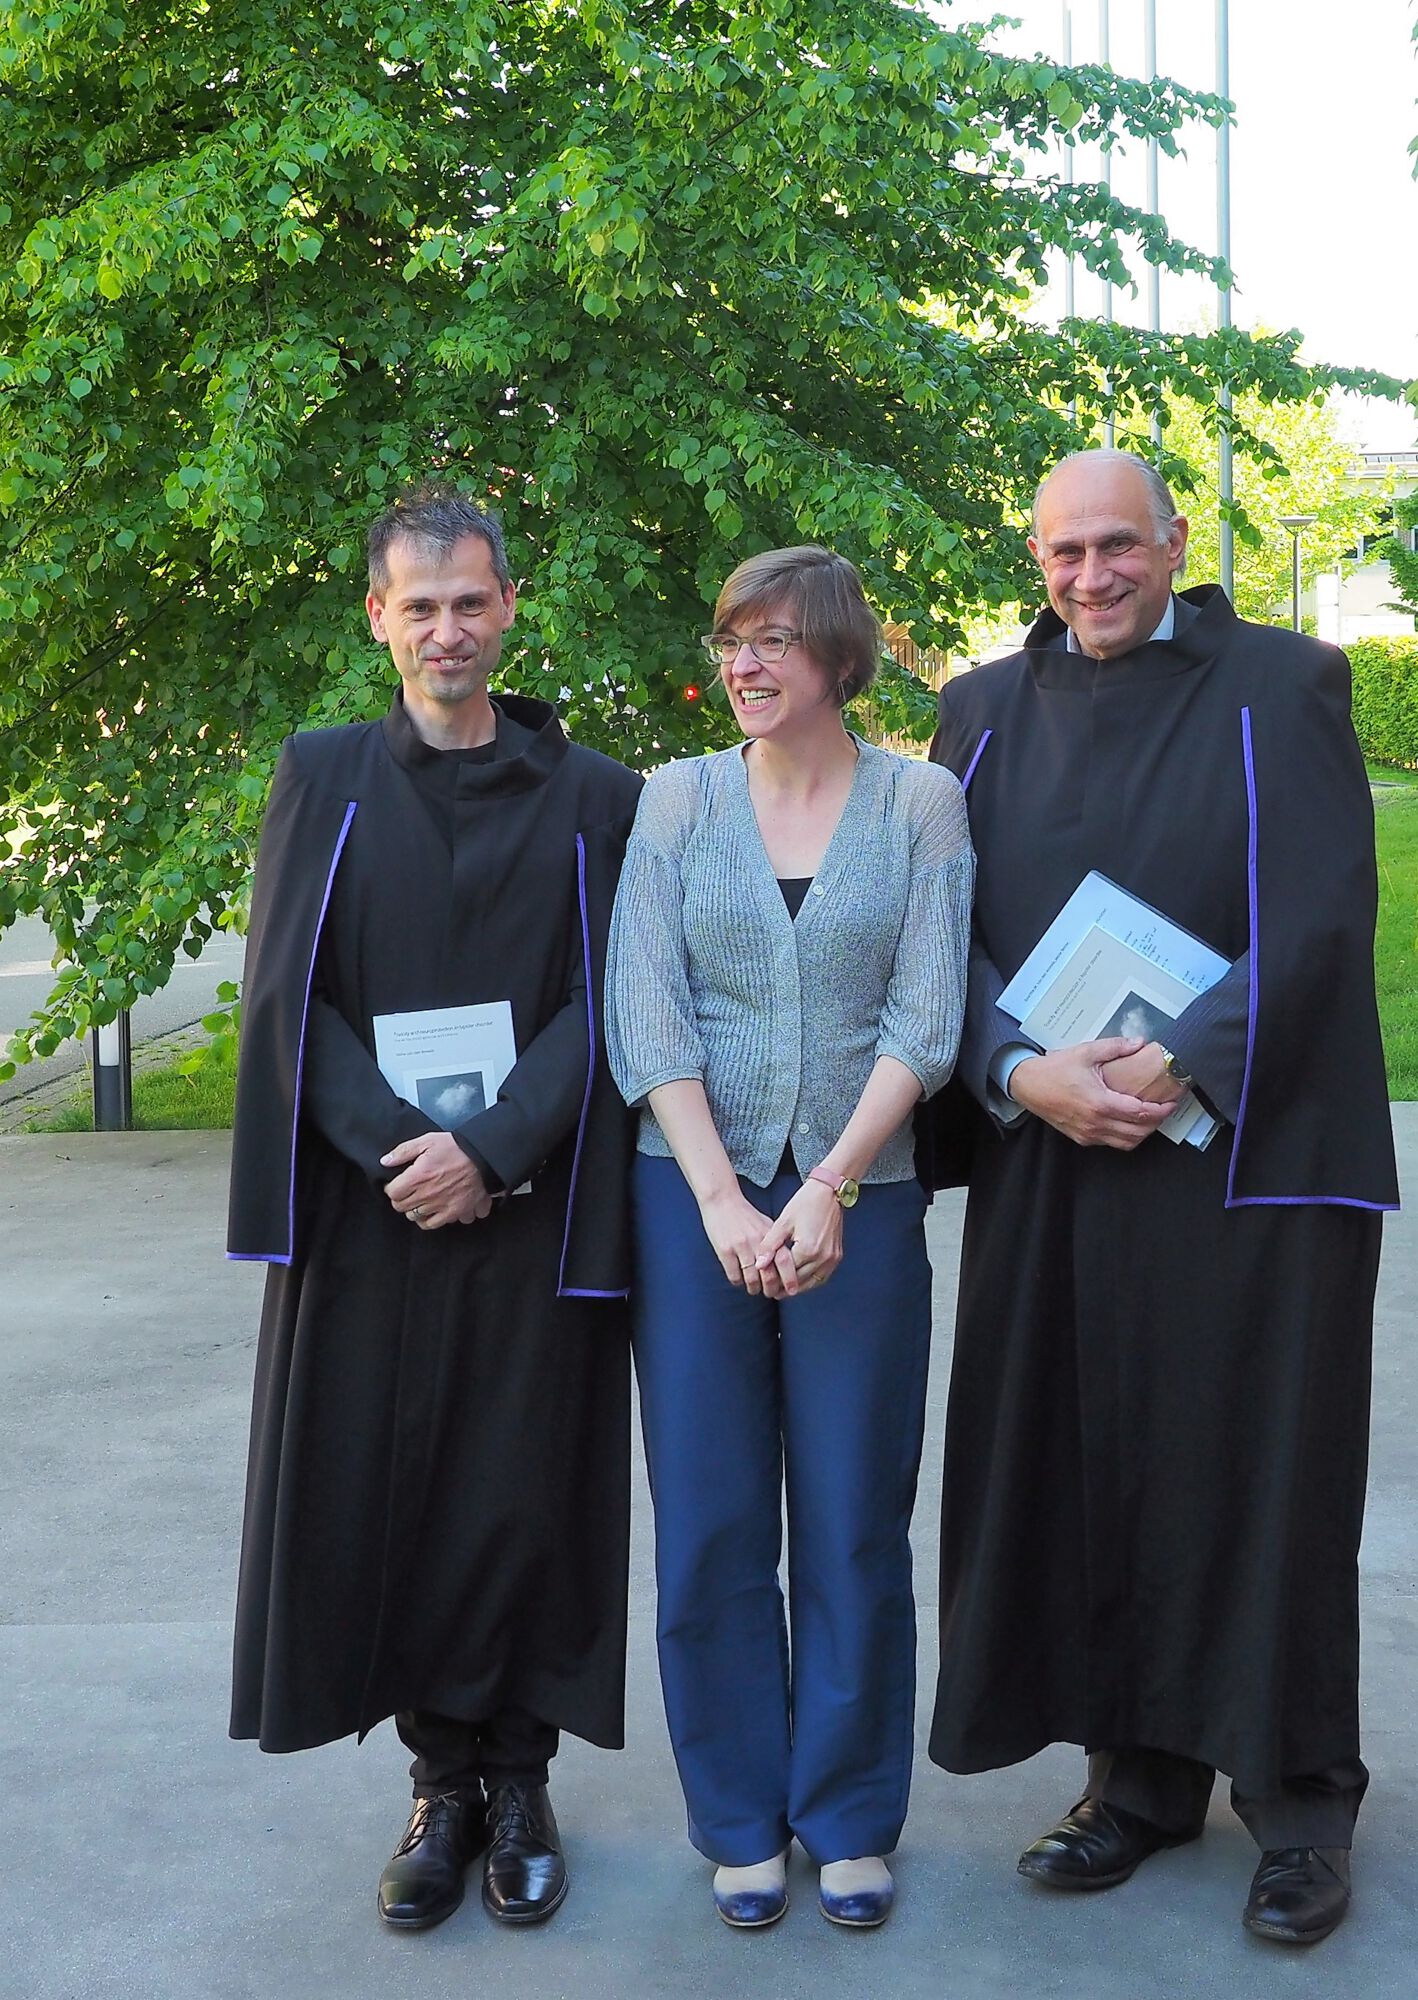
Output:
[941, 0, 1418, 449]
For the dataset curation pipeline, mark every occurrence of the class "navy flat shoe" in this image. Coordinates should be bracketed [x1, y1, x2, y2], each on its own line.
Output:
[712, 1853, 789, 1928]
[819, 1858, 895, 1927]
[714, 1880, 789, 1927]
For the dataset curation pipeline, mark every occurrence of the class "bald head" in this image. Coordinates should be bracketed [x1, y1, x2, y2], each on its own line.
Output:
[1029, 451, 1189, 660]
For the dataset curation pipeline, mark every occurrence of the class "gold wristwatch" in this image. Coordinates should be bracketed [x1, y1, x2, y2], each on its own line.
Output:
[807, 1166, 860, 1208]
[1158, 1044, 1194, 1089]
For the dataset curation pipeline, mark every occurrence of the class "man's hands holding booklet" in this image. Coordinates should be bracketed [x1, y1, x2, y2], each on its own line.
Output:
[1008, 1036, 1182, 1150]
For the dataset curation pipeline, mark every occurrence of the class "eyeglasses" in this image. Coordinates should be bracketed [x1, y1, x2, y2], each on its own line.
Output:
[699, 628, 804, 667]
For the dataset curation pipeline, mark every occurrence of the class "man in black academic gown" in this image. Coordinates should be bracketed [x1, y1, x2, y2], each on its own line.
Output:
[227, 484, 642, 1932]
[926, 449, 1397, 1945]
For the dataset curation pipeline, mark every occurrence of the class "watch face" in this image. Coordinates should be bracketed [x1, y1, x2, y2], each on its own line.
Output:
[838, 1178, 860, 1208]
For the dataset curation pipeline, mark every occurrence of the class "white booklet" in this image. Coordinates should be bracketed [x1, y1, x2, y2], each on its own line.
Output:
[997, 873, 1233, 1150]
[372, 1000, 529, 1190]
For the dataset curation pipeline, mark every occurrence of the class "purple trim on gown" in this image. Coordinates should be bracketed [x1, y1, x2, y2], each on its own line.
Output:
[960, 727, 992, 793]
[558, 832, 630, 1299]
[226, 798, 359, 1264]
[1226, 708, 1396, 1213]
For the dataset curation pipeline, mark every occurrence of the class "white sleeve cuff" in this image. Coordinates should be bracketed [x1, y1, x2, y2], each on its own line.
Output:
[987, 1043, 1036, 1124]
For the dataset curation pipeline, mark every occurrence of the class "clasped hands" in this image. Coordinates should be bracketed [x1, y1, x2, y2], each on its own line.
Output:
[1008, 1036, 1184, 1150]
[379, 1131, 494, 1229]
[699, 1178, 844, 1299]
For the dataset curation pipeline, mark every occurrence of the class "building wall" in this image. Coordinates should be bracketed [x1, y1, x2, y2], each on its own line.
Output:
[1311, 562, 1417, 644]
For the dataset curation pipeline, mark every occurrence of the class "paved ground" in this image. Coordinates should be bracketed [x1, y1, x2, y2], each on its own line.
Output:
[3, 1121, 1416, 2000]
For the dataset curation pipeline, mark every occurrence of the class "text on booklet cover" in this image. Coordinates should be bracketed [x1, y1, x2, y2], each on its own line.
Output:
[370, 996, 517, 1125]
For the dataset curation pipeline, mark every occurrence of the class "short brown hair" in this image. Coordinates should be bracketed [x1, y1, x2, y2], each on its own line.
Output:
[367, 482, 510, 596]
[713, 546, 883, 708]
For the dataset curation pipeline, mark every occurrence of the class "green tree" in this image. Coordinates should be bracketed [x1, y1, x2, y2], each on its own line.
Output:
[1157, 385, 1379, 622]
[0, 0, 1401, 1071]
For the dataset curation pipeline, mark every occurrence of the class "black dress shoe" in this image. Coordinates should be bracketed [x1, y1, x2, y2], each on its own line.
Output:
[378, 1789, 488, 1929]
[1017, 1796, 1201, 1890]
[482, 1783, 568, 1924]
[1243, 1847, 1351, 1945]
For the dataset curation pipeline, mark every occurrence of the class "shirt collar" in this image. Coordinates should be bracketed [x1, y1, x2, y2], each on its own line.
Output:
[381, 689, 568, 795]
[1065, 595, 1176, 652]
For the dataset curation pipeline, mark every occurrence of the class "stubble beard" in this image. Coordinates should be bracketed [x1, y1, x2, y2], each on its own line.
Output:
[413, 656, 487, 706]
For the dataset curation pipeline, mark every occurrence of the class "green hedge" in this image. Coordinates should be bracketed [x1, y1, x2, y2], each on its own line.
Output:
[1348, 636, 1418, 769]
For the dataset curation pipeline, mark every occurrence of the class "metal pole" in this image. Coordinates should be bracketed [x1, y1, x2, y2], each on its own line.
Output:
[1063, 2, 1077, 424]
[1279, 514, 1314, 633]
[1099, 0, 1114, 445]
[1216, 0, 1234, 597]
[1063, 2, 1076, 322]
[91, 1011, 133, 1131]
[1145, 0, 1162, 448]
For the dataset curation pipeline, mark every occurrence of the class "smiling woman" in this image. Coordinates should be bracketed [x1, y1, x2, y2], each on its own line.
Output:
[606, 544, 974, 1931]
[706, 545, 883, 720]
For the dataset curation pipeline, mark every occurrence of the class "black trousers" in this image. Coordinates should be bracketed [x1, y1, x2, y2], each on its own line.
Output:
[1086, 1746, 1368, 1850]
[396, 1707, 561, 1797]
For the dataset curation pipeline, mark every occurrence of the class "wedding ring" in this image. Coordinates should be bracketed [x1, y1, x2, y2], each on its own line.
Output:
[412, 1204, 425, 1219]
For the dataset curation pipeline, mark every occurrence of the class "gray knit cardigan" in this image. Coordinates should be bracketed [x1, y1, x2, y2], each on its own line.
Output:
[605, 737, 974, 1186]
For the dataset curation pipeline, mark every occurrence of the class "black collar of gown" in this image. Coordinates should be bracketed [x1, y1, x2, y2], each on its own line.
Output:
[380, 688, 569, 798]
[1022, 583, 1237, 688]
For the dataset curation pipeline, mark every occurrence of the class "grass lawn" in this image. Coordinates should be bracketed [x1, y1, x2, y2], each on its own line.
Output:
[1374, 784, 1418, 1099]
[23, 1034, 237, 1133]
[1368, 760, 1418, 788]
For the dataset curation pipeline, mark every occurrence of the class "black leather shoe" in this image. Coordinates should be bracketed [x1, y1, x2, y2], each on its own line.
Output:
[481, 1783, 568, 1924]
[1243, 1847, 1351, 1945]
[1017, 1796, 1200, 1890]
[378, 1789, 488, 1929]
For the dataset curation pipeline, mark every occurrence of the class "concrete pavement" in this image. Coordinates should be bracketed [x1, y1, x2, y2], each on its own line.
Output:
[2, 1122, 1416, 2000]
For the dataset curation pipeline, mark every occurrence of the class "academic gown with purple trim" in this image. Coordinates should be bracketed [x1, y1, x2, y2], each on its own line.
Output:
[924, 586, 1397, 1796]
[227, 692, 642, 1754]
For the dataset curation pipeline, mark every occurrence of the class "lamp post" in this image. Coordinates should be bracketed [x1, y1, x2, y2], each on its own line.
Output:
[91, 1011, 133, 1131]
[1278, 514, 1316, 633]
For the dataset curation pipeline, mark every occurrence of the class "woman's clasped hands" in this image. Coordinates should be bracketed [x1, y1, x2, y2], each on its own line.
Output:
[698, 1178, 844, 1298]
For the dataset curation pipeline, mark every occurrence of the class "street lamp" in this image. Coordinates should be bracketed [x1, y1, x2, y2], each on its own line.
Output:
[1278, 514, 1316, 633]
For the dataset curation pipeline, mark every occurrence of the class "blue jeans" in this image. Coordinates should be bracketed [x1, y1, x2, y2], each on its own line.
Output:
[632, 1156, 933, 1865]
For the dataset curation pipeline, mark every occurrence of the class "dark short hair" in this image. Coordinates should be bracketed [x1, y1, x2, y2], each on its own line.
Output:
[367, 482, 511, 595]
[713, 546, 882, 707]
